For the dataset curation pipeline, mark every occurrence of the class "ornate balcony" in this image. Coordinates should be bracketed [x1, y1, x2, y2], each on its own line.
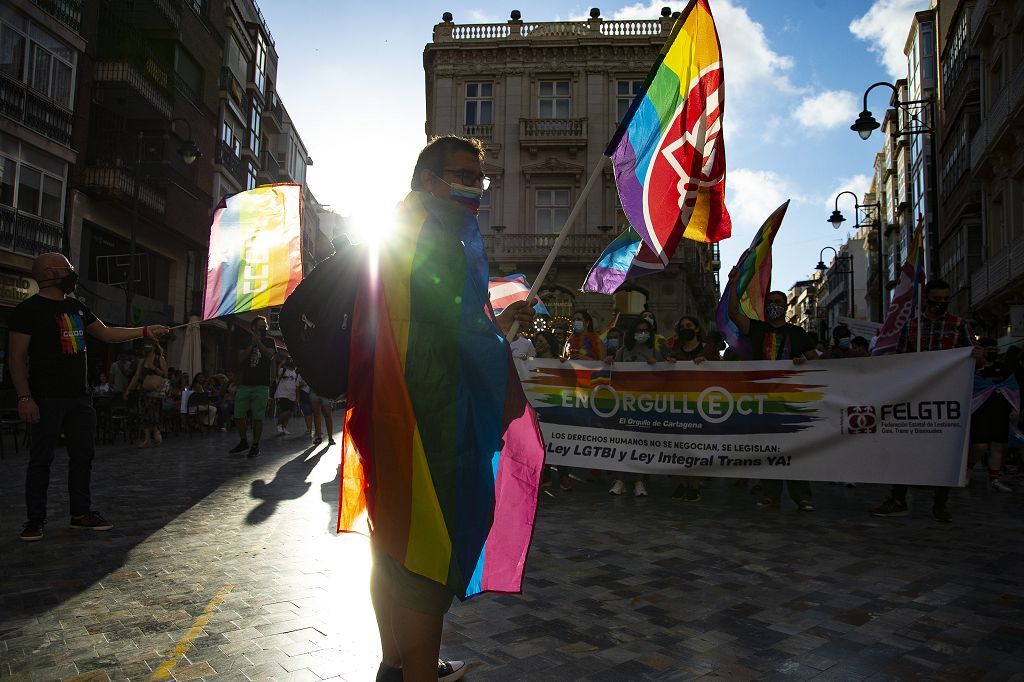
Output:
[483, 232, 614, 263]
[520, 118, 587, 141]
[462, 124, 493, 139]
[94, 62, 172, 119]
[435, 17, 667, 42]
[30, 0, 82, 33]
[215, 141, 247, 188]
[81, 166, 166, 215]
[0, 205, 63, 256]
[0, 73, 73, 146]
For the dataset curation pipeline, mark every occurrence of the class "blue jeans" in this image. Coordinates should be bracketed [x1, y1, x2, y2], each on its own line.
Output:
[25, 396, 97, 522]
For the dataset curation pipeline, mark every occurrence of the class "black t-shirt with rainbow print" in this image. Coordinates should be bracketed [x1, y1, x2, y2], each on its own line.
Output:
[9, 294, 98, 398]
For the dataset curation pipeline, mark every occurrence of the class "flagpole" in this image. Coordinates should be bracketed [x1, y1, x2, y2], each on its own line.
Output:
[506, 155, 609, 341]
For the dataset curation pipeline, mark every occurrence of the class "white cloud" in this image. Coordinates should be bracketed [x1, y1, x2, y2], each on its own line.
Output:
[608, 0, 798, 97]
[793, 90, 859, 130]
[849, 0, 930, 80]
[727, 168, 804, 228]
[823, 174, 873, 212]
[466, 9, 501, 23]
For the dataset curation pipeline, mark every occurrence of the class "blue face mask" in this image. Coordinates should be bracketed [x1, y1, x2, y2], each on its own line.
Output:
[606, 338, 620, 350]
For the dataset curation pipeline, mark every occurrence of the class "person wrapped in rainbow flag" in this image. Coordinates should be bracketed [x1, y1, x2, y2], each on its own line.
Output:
[341, 135, 545, 681]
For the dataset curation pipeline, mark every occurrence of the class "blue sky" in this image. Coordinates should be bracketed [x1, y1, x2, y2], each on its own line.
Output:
[260, 0, 930, 299]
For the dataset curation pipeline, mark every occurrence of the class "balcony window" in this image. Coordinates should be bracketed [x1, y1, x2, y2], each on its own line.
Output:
[246, 162, 257, 191]
[477, 190, 491, 231]
[538, 81, 570, 118]
[536, 189, 570, 234]
[465, 82, 492, 125]
[24, 30, 75, 108]
[254, 32, 267, 97]
[0, 23, 26, 80]
[16, 165, 39, 214]
[0, 155, 14, 206]
[249, 102, 262, 157]
[616, 79, 643, 123]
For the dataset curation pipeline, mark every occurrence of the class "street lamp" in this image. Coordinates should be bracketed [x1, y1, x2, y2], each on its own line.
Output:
[827, 191, 885, 322]
[125, 117, 202, 325]
[851, 79, 935, 281]
[815, 246, 855, 318]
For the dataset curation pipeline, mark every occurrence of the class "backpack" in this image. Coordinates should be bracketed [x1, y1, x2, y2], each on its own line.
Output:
[279, 237, 365, 399]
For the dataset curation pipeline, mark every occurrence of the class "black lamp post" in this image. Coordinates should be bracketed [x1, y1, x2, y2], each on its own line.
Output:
[815, 246, 855, 319]
[827, 191, 884, 322]
[125, 117, 202, 325]
[851, 80, 935, 281]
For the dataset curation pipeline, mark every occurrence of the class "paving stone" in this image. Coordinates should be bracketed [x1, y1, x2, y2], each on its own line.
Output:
[3, 433, 1024, 679]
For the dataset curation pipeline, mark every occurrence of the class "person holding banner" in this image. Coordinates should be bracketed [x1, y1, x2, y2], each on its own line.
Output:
[727, 269, 817, 512]
[562, 310, 605, 361]
[871, 278, 982, 522]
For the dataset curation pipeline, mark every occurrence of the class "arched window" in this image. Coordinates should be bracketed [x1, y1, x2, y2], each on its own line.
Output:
[539, 285, 575, 321]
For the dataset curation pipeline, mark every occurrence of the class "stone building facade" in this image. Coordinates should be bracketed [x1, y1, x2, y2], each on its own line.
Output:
[423, 8, 721, 334]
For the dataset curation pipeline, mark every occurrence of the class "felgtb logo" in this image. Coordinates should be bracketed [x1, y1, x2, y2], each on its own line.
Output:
[845, 406, 877, 434]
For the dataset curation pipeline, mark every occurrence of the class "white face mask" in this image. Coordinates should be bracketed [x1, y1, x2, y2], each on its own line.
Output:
[634, 332, 650, 344]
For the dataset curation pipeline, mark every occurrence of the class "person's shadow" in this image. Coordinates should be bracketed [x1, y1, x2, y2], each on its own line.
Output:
[247, 445, 324, 525]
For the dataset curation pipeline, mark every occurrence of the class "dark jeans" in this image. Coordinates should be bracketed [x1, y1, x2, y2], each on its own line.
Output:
[761, 479, 812, 504]
[25, 396, 97, 522]
[891, 484, 949, 507]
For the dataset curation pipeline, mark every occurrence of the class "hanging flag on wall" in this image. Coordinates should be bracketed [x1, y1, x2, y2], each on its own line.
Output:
[872, 224, 925, 355]
[202, 184, 303, 320]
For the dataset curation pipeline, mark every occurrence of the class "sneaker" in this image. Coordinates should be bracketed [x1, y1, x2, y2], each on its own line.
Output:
[870, 498, 908, 517]
[20, 520, 44, 542]
[304, 429, 311, 437]
[560, 475, 573, 492]
[229, 440, 249, 454]
[671, 483, 686, 499]
[247, 443, 260, 459]
[633, 480, 648, 497]
[276, 425, 286, 436]
[70, 512, 113, 531]
[312, 436, 323, 445]
[684, 488, 702, 502]
[755, 497, 778, 509]
[608, 479, 625, 495]
[932, 505, 953, 523]
[327, 438, 336, 446]
[438, 659, 466, 682]
[990, 478, 1012, 492]
[797, 499, 815, 512]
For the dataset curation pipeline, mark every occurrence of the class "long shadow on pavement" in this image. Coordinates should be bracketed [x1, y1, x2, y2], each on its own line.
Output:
[246, 445, 323, 525]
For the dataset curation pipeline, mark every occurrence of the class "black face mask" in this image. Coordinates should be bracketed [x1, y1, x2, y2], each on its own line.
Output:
[43, 270, 78, 294]
[927, 300, 949, 315]
[678, 329, 697, 342]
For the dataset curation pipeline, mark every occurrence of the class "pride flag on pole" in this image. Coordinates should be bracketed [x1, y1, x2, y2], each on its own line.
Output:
[715, 201, 789, 359]
[488, 274, 549, 316]
[202, 184, 303, 320]
[872, 224, 925, 355]
[605, 0, 730, 267]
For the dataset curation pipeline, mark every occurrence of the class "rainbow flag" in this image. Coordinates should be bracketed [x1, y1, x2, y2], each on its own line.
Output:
[341, 192, 546, 599]
[872, 225, 925, 355]
[607, 0, 730, 266]
[582, 227, 668, 293]
[715, 201, 789, 359]
[202, 184, 303, 320]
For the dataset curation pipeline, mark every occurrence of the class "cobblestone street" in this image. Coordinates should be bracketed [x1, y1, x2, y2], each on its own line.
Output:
[2, 427, 1023, 681]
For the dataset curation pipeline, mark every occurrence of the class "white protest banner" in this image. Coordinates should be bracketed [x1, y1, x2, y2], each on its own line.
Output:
[837, 316, 881, 339]
[517, 347, 974, 486]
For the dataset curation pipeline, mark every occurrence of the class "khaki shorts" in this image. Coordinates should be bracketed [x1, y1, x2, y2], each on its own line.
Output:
[370, 545, 454, 616]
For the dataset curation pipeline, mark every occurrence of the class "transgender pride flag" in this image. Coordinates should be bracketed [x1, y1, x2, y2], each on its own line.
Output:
[202, 184, 303, 320]
[488, 274, 549, 316]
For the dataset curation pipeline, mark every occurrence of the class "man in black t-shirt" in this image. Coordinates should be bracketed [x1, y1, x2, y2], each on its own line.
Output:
[726, 267, 817, 512]
[228, 315, 277, 459]
[10, 252, 168, 542]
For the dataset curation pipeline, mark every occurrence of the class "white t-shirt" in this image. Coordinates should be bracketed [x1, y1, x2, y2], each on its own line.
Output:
[275, 368, 298, 399]
[509, 337, 536, 359]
